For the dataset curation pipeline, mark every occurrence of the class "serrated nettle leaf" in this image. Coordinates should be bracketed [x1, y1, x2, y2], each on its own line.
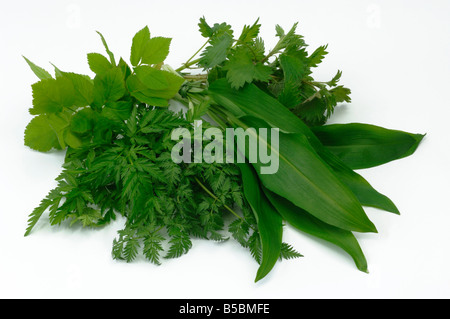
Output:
[291, 96, 328, 127]
[224, 47, 272, 89]
[23, 56, 53, 80]
[199, 17, 234, 39]
[279, 50, 309, 85]
[275, 24, 285, 38]
[308, 44, 329, 68]
[272, 22, 303, 53]
[330, 86, 352, 104]
[327, 70, 343, 87]
[199, 33, 233, 69]
[198, 16, 214, 38]
[238, 18, 261, 43]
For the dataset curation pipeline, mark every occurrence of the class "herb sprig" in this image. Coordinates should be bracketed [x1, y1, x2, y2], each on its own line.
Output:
[23, 18, 424, 282]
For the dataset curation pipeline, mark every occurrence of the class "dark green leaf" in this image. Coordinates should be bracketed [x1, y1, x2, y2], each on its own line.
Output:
[312, 123, 425, 170]
[208, 79, 398, 215]
[238, 18, 261, 43]
[265, 189, 368, 272]
[308, 45, 328, 68]
[199, 33, 233, 69]
[234, 115, 377, 233]
[224, 47, 272, 89]
[238, 163, 282, 282]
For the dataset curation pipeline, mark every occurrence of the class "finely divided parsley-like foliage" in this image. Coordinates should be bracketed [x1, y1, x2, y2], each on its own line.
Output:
[23, 25, 299, 270]
[23, 18, 423, 282]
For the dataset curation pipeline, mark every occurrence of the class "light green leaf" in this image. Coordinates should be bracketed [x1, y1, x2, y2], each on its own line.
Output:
[126, 67, 185, 106]
[30, 77, 76, 115]
[96, 31, 116, 65]
[134, 65, 169, 90]
[141, 37, 171, 65]
[61, 72, 94, 107]
[93, 67, 126, 108]
[24, 115, 61, 152]
[126, 75, 169, 107]
[50, 63, 64, 78]
[130, 26, 151, 66]
[87, 53, 113, 75]
[64, 129, 84, 149]
[24, 112, 72, 151]
[23, 56, 52, 80]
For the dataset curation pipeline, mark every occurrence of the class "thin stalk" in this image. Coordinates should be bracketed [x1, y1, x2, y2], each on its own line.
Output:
[177, 39, 210, 72]
[176, 58, 202, 73]
[194, 177, 243, 222]
[183, 74, 208, 81]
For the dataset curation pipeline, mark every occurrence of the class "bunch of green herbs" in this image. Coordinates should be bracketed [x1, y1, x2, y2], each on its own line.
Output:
[23, 18, 424, 282]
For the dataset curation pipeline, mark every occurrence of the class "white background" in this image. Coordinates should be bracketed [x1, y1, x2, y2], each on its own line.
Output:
[1, 0, 449, 299]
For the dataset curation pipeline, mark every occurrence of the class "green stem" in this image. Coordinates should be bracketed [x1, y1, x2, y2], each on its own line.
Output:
[176, 58, 202, 73]
[183, 74, 208, 81]
[194, 177, 243, 222]
[178, 39, 210, 72]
